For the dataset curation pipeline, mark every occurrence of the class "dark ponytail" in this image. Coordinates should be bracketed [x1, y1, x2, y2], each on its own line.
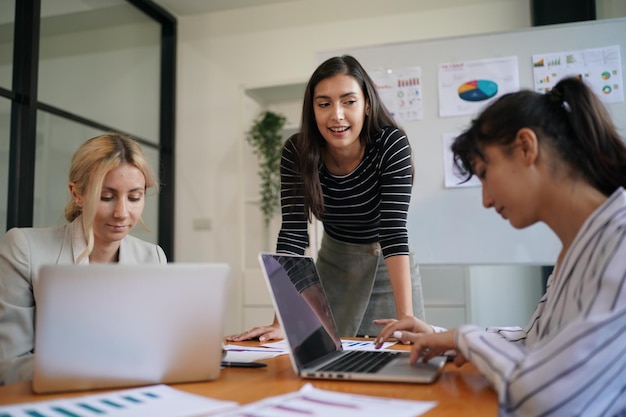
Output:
[550, 77, 626, 195]
[452, 76, 626, 195]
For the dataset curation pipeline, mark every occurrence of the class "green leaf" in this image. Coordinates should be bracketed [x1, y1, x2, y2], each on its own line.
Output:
[246, 110, 287, 226]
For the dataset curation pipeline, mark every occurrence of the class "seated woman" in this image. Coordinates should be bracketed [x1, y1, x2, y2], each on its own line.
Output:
[0, 133, 167, 385]
[374, 77, 626, 417]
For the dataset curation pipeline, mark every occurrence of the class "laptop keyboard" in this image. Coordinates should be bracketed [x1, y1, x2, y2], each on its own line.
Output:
[317, 350, 401, 373]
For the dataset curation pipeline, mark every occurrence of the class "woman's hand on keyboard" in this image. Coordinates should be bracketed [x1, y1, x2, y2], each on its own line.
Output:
[373, 315, 434, 348]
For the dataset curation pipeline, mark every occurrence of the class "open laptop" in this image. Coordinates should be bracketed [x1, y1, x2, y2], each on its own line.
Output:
[259, 253, 446, 383]
[33, 263, 230, 394]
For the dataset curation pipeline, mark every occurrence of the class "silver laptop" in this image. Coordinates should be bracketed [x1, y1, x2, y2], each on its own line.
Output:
[33, 263, 230, 394]
[259, 253, 446, 383]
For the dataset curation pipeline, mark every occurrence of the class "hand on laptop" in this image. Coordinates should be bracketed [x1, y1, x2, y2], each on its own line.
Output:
[225, 315, 283, 342]
[374, 317, 466, 367]
[373, 315, 435, 348]
[406, 330, 466, 367]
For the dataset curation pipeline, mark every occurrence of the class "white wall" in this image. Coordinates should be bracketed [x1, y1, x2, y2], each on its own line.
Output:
[174, 0, 533, 334]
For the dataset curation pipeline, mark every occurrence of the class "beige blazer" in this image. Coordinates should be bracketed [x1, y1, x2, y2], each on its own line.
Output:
[0, 217, 166, 385]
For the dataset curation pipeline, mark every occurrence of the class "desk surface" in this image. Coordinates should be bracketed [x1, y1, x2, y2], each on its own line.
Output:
[0, 342, 497, 416]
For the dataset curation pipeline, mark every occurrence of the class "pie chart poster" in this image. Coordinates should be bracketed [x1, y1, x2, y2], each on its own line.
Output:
[438, 56, 519, 118]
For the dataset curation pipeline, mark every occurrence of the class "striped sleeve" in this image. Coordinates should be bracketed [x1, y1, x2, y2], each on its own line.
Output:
[455, 190, 626, 417]
[378, 128, 413, 258]
[457, 309, 626, 417]
[276, 135, 309, 255]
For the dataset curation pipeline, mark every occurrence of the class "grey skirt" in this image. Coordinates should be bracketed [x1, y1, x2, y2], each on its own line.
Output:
[315, 232, 425, 337]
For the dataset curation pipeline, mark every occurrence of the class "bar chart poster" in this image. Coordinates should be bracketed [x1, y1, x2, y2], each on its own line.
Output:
[438, 56, 519, 117]
[370, 66, 423, 121]
[532, 45, 623, 103]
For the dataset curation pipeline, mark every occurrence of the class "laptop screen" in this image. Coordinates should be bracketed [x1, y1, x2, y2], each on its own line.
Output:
[260, 254, 342, 369]
[33, 263, 231, 393]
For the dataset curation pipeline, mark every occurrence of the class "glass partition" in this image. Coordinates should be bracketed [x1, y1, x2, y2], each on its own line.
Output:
[3, 0, 173, 256]
[0, 97, 9, 233]
[34, 111, 159, 244]
[0, 1, 14, 90]
[38, 1, 160, 143]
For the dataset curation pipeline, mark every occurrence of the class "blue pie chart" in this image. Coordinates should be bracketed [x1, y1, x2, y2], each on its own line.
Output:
[458, 79, 498, 102]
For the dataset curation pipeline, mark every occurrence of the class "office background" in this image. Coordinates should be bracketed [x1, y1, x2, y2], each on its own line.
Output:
[318, 18, 626, 265]
[1, 0, 625, 335]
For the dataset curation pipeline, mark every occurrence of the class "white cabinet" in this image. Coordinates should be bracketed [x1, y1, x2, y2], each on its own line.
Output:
[468, 265, 544, 328]
[241, 268, 274, 330]
[421, 264, 544, 330]
[420, 265, 470, 329]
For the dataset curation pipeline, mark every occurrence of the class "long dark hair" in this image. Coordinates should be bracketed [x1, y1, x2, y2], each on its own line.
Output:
[452, 76, 626, 196]
[293, 55, 399, 219]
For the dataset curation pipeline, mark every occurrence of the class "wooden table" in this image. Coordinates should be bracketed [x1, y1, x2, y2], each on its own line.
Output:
[0, 342, 497, 416]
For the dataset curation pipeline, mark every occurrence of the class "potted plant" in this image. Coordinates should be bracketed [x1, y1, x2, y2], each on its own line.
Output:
[246, 110, 287, 227]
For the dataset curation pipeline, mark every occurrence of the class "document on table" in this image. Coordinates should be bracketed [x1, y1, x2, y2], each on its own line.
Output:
[262, 338, 398, 352]
[223, 338, 396, 363]
[223, 344, 287, 362]
[215, 383, 437, 417]
[0, 383, 437, 417]
[340, 339, 398, 350]
[0, 384, 238, 417]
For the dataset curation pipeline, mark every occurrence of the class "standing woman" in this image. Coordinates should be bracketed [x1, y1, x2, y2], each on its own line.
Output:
[0, 133, 166, 385]
[230, 55, 425, 341]
[375, 77, 626, 416]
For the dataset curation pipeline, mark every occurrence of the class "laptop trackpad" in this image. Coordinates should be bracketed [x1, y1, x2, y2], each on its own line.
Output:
[381, 353, 445, 382]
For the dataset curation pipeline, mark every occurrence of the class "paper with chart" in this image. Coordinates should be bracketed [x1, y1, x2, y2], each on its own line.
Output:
[370, 66, 423, 121]
[438, 56, 519, 117]
[0, 384, 238, 417]
[532, 44, 623, 103]
[216, 383, 437, 417]
[263, 339, 398, 352]
[0, 380, 436, 417]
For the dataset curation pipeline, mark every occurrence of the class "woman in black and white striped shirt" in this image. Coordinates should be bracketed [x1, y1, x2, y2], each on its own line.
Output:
[228, 55, 425, 342]
[375, 76, 626, 416]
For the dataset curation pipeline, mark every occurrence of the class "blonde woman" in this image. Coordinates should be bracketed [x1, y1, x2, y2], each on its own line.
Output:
[0, 133, 166, 385]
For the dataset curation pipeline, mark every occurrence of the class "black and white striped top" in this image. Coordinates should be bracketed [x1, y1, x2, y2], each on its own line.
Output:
[456, 188, 626, 417]
[276, 127, 413, 259]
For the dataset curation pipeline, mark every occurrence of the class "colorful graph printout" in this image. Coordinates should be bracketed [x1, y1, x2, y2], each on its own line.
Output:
[457, 80, 498, 102]
[532, 45, 623, 103]
[370, 66, 423, 121]
[218, 383, 437, 417]
[438, 56, 519, 117]
[0, 385, 238, 417]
